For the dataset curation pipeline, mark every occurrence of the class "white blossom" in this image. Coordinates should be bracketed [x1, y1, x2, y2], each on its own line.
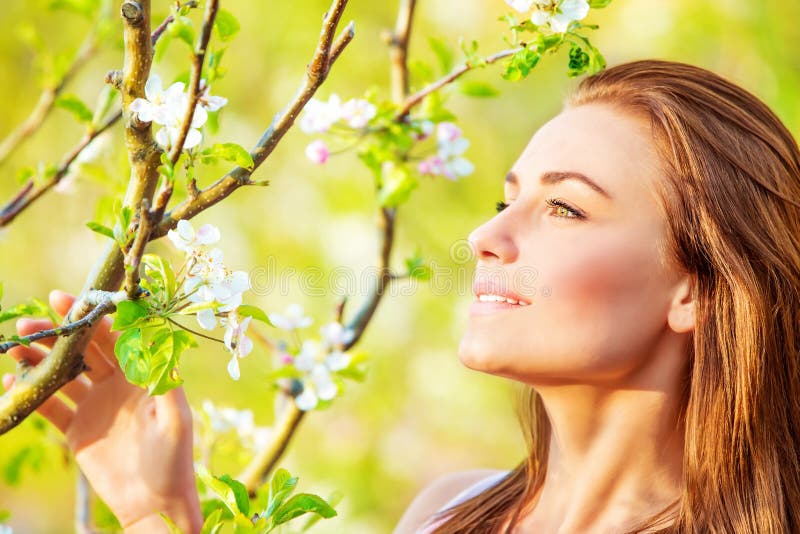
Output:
[298, 94, 342, 134]
[290, 338, 351, 411]
[320, 321, 355, 349]
[510, 0, 590, 33]
[223, 312, 253, 381]
[199, 80, 228, 112]
[129, 73, 214, 150]
[340, 98, 377, 129]
[168, 219, 221, 252]
[199, 400, 273, 450]
[268, 303, 313, 331]
[418, 121, 475, 180]
[505, 0, 535, 11]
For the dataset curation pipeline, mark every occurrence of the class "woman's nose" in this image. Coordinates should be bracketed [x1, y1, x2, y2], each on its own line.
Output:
[467, 218, 518, 264]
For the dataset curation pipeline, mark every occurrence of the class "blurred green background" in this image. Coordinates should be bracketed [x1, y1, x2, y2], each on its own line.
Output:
[0, 0, 798, 532]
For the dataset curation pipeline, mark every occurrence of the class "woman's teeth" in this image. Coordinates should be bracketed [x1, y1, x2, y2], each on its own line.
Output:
[477, 294, 530, 306]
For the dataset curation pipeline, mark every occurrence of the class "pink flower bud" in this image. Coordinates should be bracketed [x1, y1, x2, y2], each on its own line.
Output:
[305, 139, 330, 164]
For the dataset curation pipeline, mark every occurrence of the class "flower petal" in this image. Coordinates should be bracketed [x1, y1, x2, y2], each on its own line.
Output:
[197, 308, 217, 331]
[227, 354, 241, 381]
[295, 388, 318, 411]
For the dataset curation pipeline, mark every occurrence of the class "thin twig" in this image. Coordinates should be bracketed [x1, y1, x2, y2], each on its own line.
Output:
[0, 290, 127, 354]
[166, 317, 224, 344]
[395, 47, 521, 120]
[167, 0, 218, 162]
[343, 207, 396, 350]
[124, 198, 156, 299]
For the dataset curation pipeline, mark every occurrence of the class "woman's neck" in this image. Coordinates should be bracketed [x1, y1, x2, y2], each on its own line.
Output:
[513, 334, 689, 532]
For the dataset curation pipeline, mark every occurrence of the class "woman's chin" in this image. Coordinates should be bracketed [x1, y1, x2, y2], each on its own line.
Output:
[457, 334, 507, 374]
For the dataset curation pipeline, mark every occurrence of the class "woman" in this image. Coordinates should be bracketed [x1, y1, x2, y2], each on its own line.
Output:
[5, 59, 800, 533]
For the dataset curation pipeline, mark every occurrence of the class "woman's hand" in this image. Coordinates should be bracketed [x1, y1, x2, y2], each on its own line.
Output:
[2, 290, 203, 534]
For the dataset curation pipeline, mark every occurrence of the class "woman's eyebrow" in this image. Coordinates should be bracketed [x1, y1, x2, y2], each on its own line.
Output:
[505, 170, 612, 199]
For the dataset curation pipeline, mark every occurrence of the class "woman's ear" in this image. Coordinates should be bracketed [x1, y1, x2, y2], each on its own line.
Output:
[667, 273, 695, 334]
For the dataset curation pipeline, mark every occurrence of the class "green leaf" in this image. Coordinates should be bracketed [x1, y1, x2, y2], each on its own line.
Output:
[168, 16, 196, 49]
[378, 163, 418, 208]
[458, 80, 499, 98]
[86, 221, 115, 239]
[501, 47, 541, 81]
[196, 464, 244, 516]
[218, 474, 250, 517]
[428, 37, 454, 74]
[236, 305, 273, 327]
[0, 298, 58, 325]
[214, 9, 240, 42]
[200, 508, 225, 534]
[207, 47, 228, 82]
[147, 329, 197, 396]
[48, 0, 100, 18]
[589, 0, 612, 7]
[2, 446, 45, 485]
[114, 328, 150, 386]
[272, 493, 337, 526]
[205, 143, 254, 170]
[111, 300, 149, 331]
[141, 254, 178, 305]
[55, 94, 94, 123]
[0, 509, 10, 522]
[159, 512, 184, 534]
[177, 301, 219, 315]
[300, 490, 344, 531]
[263, 468, 298, 520]
[405, 250, 431, 281]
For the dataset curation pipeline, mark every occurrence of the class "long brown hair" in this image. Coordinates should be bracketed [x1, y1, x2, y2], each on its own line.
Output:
[427, 59, 800, 533]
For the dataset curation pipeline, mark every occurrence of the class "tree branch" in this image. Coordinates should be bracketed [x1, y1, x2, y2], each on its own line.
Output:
[0, 29, 98, 166]
[395, 47, 521, 120]
[238, 0, 411, 494]
[0, 111, 122, 228]
[149, 0, 354, 240]
[167, 0, 218, 162]
[0, 0, 161, 435]
[388, 0, 416, 103]
[0, 10, 184, 229]
[0, 290, 127, 354]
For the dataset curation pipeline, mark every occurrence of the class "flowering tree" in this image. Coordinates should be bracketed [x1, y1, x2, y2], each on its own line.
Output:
[0, 0, 611, 531]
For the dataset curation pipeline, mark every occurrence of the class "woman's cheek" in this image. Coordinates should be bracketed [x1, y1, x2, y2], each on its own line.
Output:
[502, 231, 669, 381]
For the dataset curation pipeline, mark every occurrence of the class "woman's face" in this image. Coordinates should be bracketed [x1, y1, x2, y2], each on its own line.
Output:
[458, 103, 690, 386]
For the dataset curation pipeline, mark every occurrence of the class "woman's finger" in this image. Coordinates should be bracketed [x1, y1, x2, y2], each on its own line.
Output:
[50, 290, 120, 362]
[6, 344, 92, 404]
[2, 374, 75, 434]
[16, 318, 115, 382]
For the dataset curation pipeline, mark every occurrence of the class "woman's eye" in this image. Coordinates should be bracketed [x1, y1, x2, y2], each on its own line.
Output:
[545, 197, 584, 219]
[495, 200, 509, 213]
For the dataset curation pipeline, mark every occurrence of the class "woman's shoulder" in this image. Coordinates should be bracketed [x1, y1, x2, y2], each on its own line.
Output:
[393, 468, 510, 534]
